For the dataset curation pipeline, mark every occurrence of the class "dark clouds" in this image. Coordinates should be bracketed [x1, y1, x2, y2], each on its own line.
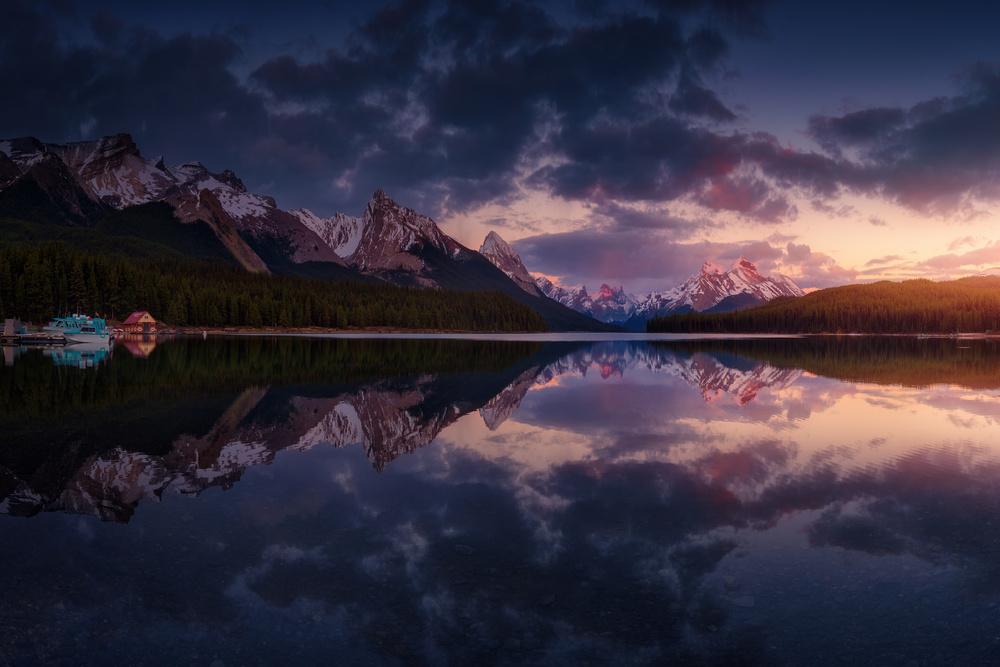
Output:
[804, 62, 1000, 215]
[248, 0, 758, 214]
[1, 0, 788, 219]
[0, 1, 269, 181]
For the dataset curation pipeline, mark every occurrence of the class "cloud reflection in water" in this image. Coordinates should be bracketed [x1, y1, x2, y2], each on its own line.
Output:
[2, 337, 1000, 664]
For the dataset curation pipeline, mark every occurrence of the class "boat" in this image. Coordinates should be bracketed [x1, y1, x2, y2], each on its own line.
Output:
[44, 314, 92, 336]
[63, 318, 112, 344]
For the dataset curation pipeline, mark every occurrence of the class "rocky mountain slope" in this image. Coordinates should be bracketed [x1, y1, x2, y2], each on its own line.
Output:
[0, 134, 345, 273]
[478, 231, 544, 297]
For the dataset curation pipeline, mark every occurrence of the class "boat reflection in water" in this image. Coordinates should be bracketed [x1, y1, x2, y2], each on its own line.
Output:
[43, 341, 113, 368]
[1, 336, 999, 665]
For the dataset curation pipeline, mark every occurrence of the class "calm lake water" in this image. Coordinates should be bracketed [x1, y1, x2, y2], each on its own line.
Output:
[2, 334, 1000, 666]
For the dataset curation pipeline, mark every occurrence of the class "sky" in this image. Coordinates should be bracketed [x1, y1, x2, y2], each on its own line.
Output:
[4, 0, 1000, 293]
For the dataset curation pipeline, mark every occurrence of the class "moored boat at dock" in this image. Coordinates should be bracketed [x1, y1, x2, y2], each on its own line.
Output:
[63, 319, 112, 344]
[43, 314, 93, 336]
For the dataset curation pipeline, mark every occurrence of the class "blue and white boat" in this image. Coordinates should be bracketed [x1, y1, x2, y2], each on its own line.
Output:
[43, 314, 92, 336]
[63, 318, 112, 344]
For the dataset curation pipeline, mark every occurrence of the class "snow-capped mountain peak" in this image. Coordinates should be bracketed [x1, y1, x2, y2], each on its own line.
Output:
[290, 189, 472, 283]
[538, 257, 804, 329]
[350, 189, 466, 270]
[479, 231, 543, 296]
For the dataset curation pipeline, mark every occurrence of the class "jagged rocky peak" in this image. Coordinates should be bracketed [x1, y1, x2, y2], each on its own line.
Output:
[48, 133, 142, 172]
[96, 133, 140, 159]
[364, 187, 410, 220]
[218, 168, 246, 193]
[174, 161, 209, 177]
[347, 187, 461, 271]
[598, 284, 623, 299]
[1, 136, 46, 162]
[701, 260, 725, 275]
[479, 230, 543, 296]
[729, 255, 762, 277]
[480, 230, 509, 255]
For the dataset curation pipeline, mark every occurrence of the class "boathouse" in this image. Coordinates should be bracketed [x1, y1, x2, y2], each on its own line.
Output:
[122, 311, 158, 333]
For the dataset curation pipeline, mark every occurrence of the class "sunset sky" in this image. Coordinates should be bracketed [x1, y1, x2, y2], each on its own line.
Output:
[4, 0, 1000, 293]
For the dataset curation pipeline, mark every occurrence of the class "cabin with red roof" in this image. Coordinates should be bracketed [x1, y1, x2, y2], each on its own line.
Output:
[122, 311, 157, 333]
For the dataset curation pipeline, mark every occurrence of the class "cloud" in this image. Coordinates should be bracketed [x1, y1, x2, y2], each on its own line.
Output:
[243, 0, 769, 215]
[588, 200, 708, 234]
[668, 69, 738, 121]
[948, 235, 979, 251]
[785, 241, 811, 263]
[513, 228, 849, 292]
[694, 173, 797, 222]
[776, 241, 858, 289]
[808, 106, 907, 157]
[864, 254, 903, 267]
[918, 241, 1000, 270]
[803, 62, 1000, 215]
[723, 240, 782, 262]
[514, 228, 721, 290]
[868, 215, 887, 227]
[809, 199, 855, 217]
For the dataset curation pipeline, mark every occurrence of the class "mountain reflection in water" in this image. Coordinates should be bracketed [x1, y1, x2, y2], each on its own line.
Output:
[1, 336, 1000, 665]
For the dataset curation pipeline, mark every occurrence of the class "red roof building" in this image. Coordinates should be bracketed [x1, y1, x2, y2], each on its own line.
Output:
[122, 311, 157, 333]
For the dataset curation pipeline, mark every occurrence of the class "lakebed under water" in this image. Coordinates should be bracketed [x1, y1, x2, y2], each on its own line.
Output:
[2, 334, 1000, 665]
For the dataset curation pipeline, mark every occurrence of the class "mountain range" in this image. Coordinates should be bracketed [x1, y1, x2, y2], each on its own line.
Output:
[535, 257, 804, 330]
[0, 133, 802, 330]
[0, 133, 615, 331]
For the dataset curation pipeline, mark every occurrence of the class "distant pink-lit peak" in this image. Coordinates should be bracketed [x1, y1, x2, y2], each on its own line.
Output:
[701, 260, 725, 276]
[728, 256, 756, 273]
[598, 284, 623, 299]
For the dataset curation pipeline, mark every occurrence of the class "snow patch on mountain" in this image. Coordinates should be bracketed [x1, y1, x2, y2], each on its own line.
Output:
[293, 209, 365, 258]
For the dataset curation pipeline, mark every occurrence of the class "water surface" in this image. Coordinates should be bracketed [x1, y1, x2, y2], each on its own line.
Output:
[2, 335, 1000, 665]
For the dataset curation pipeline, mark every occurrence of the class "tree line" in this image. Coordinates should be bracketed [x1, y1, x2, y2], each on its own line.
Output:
[654, 336, 1000, 389]
[0, 242, 547, 332]
[648, 277, 1000, 334]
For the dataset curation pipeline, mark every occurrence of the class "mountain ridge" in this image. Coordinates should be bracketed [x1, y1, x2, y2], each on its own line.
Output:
[0, 133, 619, 332]
[536, 256, 805, 330]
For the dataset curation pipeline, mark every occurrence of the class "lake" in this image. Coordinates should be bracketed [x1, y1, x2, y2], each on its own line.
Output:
[2, 334, 1000, 665]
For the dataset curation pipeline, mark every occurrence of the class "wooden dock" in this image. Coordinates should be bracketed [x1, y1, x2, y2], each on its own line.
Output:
[2, 319, 66, 345]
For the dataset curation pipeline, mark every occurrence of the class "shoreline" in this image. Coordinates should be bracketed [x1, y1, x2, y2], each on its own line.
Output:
[165, 327, 1000, 338]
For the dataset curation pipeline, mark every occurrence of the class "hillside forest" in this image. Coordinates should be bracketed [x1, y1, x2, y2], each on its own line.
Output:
[0, 242, 547, 332]
[648, 277, 1000, 334]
